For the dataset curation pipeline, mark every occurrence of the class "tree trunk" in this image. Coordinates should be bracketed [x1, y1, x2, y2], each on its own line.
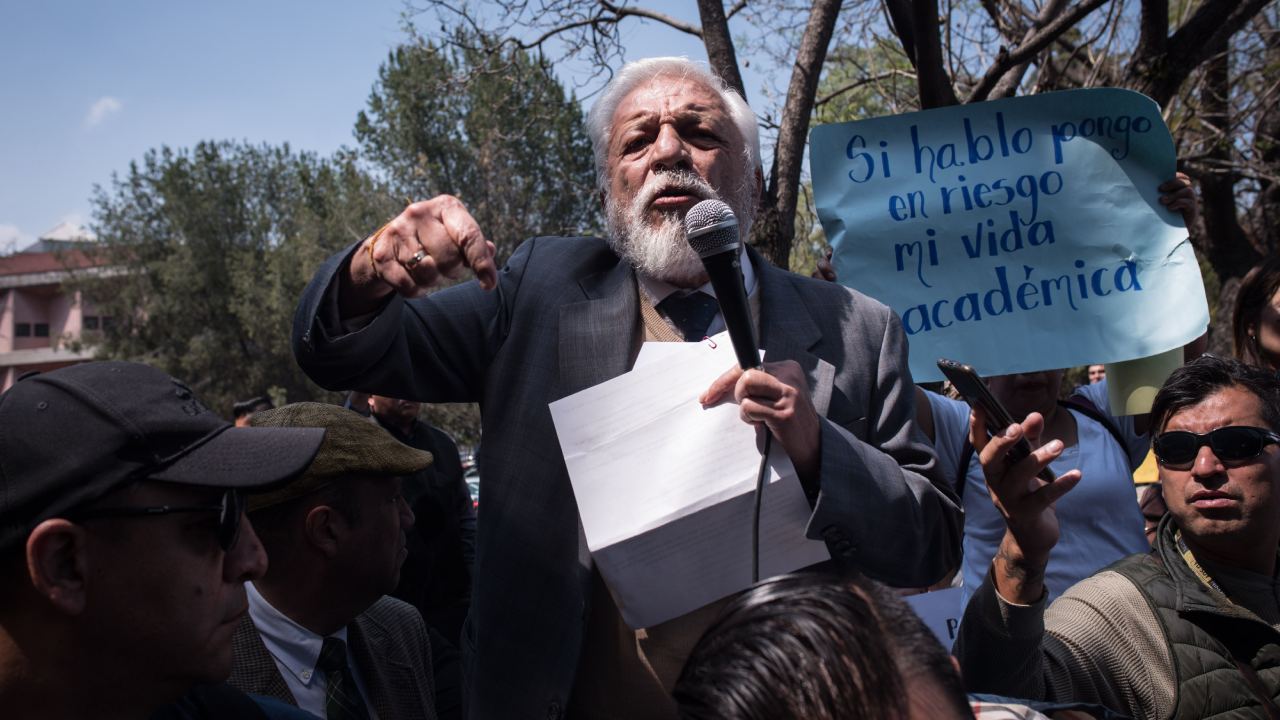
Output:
[1197, 42, 1260, 283]
[749, 0, 843, 267]
[1251, 15, 1280, 256]
[913, 0, 960, 108]
[1196, 40, 1263, 357]
[1123, 0, 1272, 107]
[694, 0, 747, 98]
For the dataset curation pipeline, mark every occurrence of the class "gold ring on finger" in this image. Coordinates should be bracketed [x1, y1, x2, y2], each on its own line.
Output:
[405, 249, 427, 268]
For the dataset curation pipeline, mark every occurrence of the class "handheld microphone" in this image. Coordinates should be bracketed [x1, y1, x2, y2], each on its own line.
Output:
[686, 198, 771, 583]
[683, 199, 760, 370]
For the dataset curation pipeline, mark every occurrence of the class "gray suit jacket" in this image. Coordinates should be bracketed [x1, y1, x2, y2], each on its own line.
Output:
[228, 596, 437, 720]
[293, 236, 962, 719]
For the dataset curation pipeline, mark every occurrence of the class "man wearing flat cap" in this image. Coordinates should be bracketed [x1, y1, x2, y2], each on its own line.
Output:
[0, 361, 325, 720]
[228, 402, 438, 720]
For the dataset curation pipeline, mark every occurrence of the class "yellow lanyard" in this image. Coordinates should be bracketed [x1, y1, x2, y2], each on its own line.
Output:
[1175, 529, 1230, 601]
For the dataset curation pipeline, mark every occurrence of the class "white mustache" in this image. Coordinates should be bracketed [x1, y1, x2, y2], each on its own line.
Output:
[635, 172, 717, 210]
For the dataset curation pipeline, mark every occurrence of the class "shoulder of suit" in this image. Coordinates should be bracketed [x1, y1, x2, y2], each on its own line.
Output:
[517, 234, 611, 260]
[762, 261, 892, 317]
[362, 596, 429, 634]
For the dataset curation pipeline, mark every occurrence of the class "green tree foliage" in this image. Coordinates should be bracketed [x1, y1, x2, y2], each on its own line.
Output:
[355, 30, 601, 262]
[76, 141, 397, 416]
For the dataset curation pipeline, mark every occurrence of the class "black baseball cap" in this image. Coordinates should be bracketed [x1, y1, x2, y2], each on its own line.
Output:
[0, 361, 325, 552]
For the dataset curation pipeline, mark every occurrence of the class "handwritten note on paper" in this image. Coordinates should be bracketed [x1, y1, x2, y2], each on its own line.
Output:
[810, 88, 1208, 382]
[549, 332, 830, 628]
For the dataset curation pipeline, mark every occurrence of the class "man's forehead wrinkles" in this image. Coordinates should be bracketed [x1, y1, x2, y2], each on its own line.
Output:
[617, 104, 719, 128]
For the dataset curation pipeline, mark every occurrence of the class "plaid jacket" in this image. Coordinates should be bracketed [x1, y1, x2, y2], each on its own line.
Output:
[229, 595, 437, 720]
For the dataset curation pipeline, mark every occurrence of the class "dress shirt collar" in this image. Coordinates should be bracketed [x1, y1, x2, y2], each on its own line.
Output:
[246, 580, 350, 688]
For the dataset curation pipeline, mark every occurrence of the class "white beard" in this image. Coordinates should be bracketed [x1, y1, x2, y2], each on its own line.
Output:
[605, 169, 755, 287]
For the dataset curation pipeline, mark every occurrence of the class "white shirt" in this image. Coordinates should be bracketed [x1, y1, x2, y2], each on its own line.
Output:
[245, 581, 380, 719]
[637, 246, 757, 337]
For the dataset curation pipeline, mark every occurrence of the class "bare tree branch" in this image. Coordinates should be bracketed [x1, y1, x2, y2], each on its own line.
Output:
[599, 0, 702, 37]
[1125, 0, 1273, 107]
[816, 70, 917, 106]
[988, 0, 1070, 99]
[966, 0, 1109, 103]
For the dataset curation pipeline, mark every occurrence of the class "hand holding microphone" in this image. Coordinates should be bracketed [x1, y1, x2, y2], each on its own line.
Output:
[686, 199, 821, 482]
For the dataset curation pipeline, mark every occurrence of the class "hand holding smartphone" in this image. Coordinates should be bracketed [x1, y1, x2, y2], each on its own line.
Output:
[936, 358, 1057, 484]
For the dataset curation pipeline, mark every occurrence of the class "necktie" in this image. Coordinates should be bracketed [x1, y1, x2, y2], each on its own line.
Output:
[657, 291, 719, 341]
[316, 636, 371, 720]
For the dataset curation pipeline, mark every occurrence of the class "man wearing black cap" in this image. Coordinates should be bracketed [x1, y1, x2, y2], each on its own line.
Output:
[229, 402, 437, 720]
[0, 361, 325, 720]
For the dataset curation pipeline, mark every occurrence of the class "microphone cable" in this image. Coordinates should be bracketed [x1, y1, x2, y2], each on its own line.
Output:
[752, 430, 772, 583]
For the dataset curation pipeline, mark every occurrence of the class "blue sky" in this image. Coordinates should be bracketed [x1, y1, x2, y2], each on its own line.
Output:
[0, 0, 720, 249]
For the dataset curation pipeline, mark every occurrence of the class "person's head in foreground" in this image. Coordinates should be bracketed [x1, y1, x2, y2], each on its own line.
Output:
[586, 56, 763, 288]
[246, 402, 429, 634]
[0, 362, 323, 719]
[1232, 254, 1280, 373]
[673, 572, 974, 720]
[1149, 354, 1280, 572]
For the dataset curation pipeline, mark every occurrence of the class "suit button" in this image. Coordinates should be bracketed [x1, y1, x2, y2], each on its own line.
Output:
[833, 539, 853, 554]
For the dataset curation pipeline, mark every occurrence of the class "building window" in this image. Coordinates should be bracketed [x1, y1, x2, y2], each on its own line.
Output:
[34, 323, 49, 337]
[84, 316, 100, 330]
[14, 323, 31, 337]
[101, 316, 114, 332]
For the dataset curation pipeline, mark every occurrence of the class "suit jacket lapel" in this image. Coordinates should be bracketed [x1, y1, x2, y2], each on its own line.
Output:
[753, 250, 835, 418]
[229, 615, 296, 705]
[349, 615, 419, 720]
[557, 259, 642, 398]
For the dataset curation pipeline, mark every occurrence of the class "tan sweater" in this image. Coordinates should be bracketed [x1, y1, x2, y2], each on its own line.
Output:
[956, 557, 1280, 720]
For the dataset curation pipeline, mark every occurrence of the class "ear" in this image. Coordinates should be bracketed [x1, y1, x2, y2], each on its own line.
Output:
[303, 505, 343, 558]
[25, 519, 90, 616]
[598, 189, 608, 214]
[753, 166, 764, 201]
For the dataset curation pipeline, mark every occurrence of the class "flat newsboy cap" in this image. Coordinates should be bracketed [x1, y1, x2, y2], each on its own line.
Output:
[247, 402, 432, 510]
[0, 361, 325, 552]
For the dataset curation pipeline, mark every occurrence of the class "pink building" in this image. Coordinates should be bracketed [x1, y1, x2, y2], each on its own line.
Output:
[0, 223, 113, 390]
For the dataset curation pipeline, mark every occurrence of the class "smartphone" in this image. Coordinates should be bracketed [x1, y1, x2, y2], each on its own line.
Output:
[936, 358, 1057, 484]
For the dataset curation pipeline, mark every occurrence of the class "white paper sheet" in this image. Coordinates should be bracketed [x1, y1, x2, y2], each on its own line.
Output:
[550, 332, 830, 628]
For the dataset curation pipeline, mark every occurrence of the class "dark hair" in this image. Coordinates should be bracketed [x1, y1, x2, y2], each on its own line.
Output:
[673, 573, 972, 720]
[1150, 355, 1280, 434]
[1233, 255, 1280, 370]
[232, 396, 274, 419]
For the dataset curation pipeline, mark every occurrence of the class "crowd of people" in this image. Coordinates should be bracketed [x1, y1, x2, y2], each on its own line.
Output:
[0, 55, 1278, 720]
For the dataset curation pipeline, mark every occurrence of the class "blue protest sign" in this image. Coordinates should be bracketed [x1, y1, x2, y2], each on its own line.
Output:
[811, 88, 1208, 383]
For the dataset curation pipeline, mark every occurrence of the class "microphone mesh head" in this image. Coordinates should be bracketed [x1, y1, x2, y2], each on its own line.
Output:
[684, 199, 739, 258]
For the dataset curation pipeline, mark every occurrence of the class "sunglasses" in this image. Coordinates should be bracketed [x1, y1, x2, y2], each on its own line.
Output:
[1153, 426, 1280, 468]
[72, 488, 247, 552]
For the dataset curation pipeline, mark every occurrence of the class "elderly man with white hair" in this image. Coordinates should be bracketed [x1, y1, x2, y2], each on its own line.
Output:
[293, 56, 961, 719]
